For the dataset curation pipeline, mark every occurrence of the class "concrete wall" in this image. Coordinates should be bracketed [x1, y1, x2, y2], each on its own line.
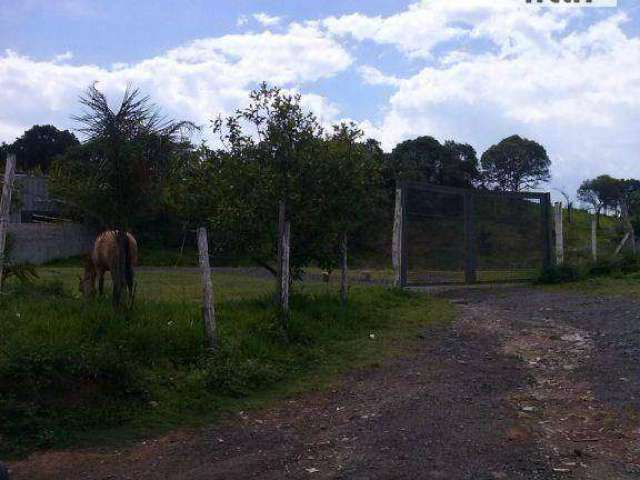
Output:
[10, 174, 60, 223]
[7, 223, 95, 264]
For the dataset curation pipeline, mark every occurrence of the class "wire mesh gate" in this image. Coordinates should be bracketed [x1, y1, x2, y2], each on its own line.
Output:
[393, 182, 552, 286]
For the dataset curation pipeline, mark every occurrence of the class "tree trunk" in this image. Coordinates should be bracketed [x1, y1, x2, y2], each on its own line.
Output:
[197, 227, 217, 350]
[0, 154, 16, 291]
[340, 232, 348, 307]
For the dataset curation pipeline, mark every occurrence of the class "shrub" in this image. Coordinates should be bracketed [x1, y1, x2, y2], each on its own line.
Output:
[204, 344, 285, 398]
[536, 264, 584, 284]
[538, 252, 640, 284]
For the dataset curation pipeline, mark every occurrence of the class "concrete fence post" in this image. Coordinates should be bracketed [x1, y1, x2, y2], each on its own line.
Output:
[554, 201, 563, 265]
[277, 201, 290, 330]
[591, 214, 597, 262]
[197, 227, 217, 350]
[0, 154, 16, 289]
[392, 187, 406, 287]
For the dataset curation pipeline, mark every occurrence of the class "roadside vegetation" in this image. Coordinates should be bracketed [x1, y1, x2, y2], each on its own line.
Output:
[0, 270, 453, 458]
[2, 80, 639, 466]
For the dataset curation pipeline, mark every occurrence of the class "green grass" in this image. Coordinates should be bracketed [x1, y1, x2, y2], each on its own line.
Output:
[37, 267, 274, 303]
[0, 269, 453, 458]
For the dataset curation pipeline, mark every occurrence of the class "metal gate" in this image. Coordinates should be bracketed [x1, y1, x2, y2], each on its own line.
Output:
[393, 182, 552, 286]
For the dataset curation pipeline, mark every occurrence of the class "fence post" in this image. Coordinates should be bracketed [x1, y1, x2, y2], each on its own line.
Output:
[554, 202, 564, 265]
[591, 214, 597, 262]
[0, 154, 16, 290]
[340, 231, 348, 306]
[277, 201, 290, 329]
[392, 187, 407, 288]
[197, 227, 217, 350]
[463, 192, 477, 284]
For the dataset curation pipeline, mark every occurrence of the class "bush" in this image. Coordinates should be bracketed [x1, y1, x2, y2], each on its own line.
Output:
[538, 252, 640, 284]
[537, 264, 584, 284]
[588, 259, 614, 277]
[204, 344, 285, 398]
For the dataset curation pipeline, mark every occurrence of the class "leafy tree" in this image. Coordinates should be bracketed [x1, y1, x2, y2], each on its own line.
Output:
[387, 136, 479, 189]
[206, 83, 326, 287]
[51, 85, 194, 307]
[481, 135, 550, 191]
[0, 125, 79, 174]
[577, 174, 623, 226]
[171, 85, 385, 310]
[317, 123, 385, 302]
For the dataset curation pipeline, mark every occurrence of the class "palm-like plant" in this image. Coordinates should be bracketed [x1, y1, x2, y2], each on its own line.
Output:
[52, 84, 196, 308]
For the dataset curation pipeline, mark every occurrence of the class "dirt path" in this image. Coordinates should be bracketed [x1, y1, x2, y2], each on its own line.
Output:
[8, 287, 640, 479]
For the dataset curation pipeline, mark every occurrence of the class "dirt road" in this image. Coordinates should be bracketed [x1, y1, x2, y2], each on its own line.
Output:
[9, 287, 640, 479]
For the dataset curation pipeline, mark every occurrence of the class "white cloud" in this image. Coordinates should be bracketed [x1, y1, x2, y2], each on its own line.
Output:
[253, 12, 282, 27]
[0, 23, 351, 144]
[358, 65, 401, 87]
[326, 1, 640, 195]
[52, 51, 74, 62]
[324, 0, 573, 59]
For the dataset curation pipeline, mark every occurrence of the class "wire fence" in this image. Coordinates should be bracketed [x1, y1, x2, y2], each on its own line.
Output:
[400, 182, 552, 286]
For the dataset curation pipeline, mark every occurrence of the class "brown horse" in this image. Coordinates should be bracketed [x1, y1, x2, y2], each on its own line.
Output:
[79, 230, 138, 299]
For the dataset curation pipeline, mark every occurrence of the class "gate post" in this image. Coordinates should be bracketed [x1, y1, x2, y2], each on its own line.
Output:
[541, 193, 553, 269]
[392, 186, 407, 288]
[463, 192, 477, 284]
[554, 201, 564, 265]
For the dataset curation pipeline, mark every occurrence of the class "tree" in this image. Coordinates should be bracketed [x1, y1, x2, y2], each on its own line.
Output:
[210, 83, 325, 281]
[577, 174, 621, 227]
[387, 136, 480, 189]
[0, 125, 79, 174]
[51, 85, 194, 307]
[318, 123, 385, 304]
[481, 135, 550, 191]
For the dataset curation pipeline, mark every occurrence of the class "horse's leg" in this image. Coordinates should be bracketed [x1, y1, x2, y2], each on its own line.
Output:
[98, 269, 105, 296]
[126, 263, 134, 302]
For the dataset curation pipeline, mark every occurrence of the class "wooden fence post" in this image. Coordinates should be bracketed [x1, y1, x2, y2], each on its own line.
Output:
[277, 201, 290, 329]
[197, 227, 217, 350]
[554, 202, 564, 265]
[591, 214, 597, 262]
[0, 154, 16, 290]
[392, 187, 406, 288]
[340, 232, 348, 306]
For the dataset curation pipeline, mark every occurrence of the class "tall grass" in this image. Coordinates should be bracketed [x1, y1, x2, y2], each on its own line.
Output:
[0, 275, 452, 458]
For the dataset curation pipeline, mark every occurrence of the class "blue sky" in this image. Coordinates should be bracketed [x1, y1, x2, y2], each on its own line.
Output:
[1, 0, 640, 197]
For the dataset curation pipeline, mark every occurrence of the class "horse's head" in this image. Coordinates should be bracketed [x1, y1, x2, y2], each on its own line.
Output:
[79, 255, 96, 297]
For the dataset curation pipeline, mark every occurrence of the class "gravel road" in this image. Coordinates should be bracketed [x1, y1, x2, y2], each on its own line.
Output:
[9, 287, 640, 479]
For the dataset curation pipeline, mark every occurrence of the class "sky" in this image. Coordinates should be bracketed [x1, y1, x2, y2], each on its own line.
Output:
[1, 0, 639, 198]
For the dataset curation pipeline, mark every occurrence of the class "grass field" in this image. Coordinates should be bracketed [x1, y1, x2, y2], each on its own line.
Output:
[0, 267, 453, 458]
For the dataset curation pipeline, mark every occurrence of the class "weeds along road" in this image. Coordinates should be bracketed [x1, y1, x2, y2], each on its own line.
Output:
[10, 287, 640, 479]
